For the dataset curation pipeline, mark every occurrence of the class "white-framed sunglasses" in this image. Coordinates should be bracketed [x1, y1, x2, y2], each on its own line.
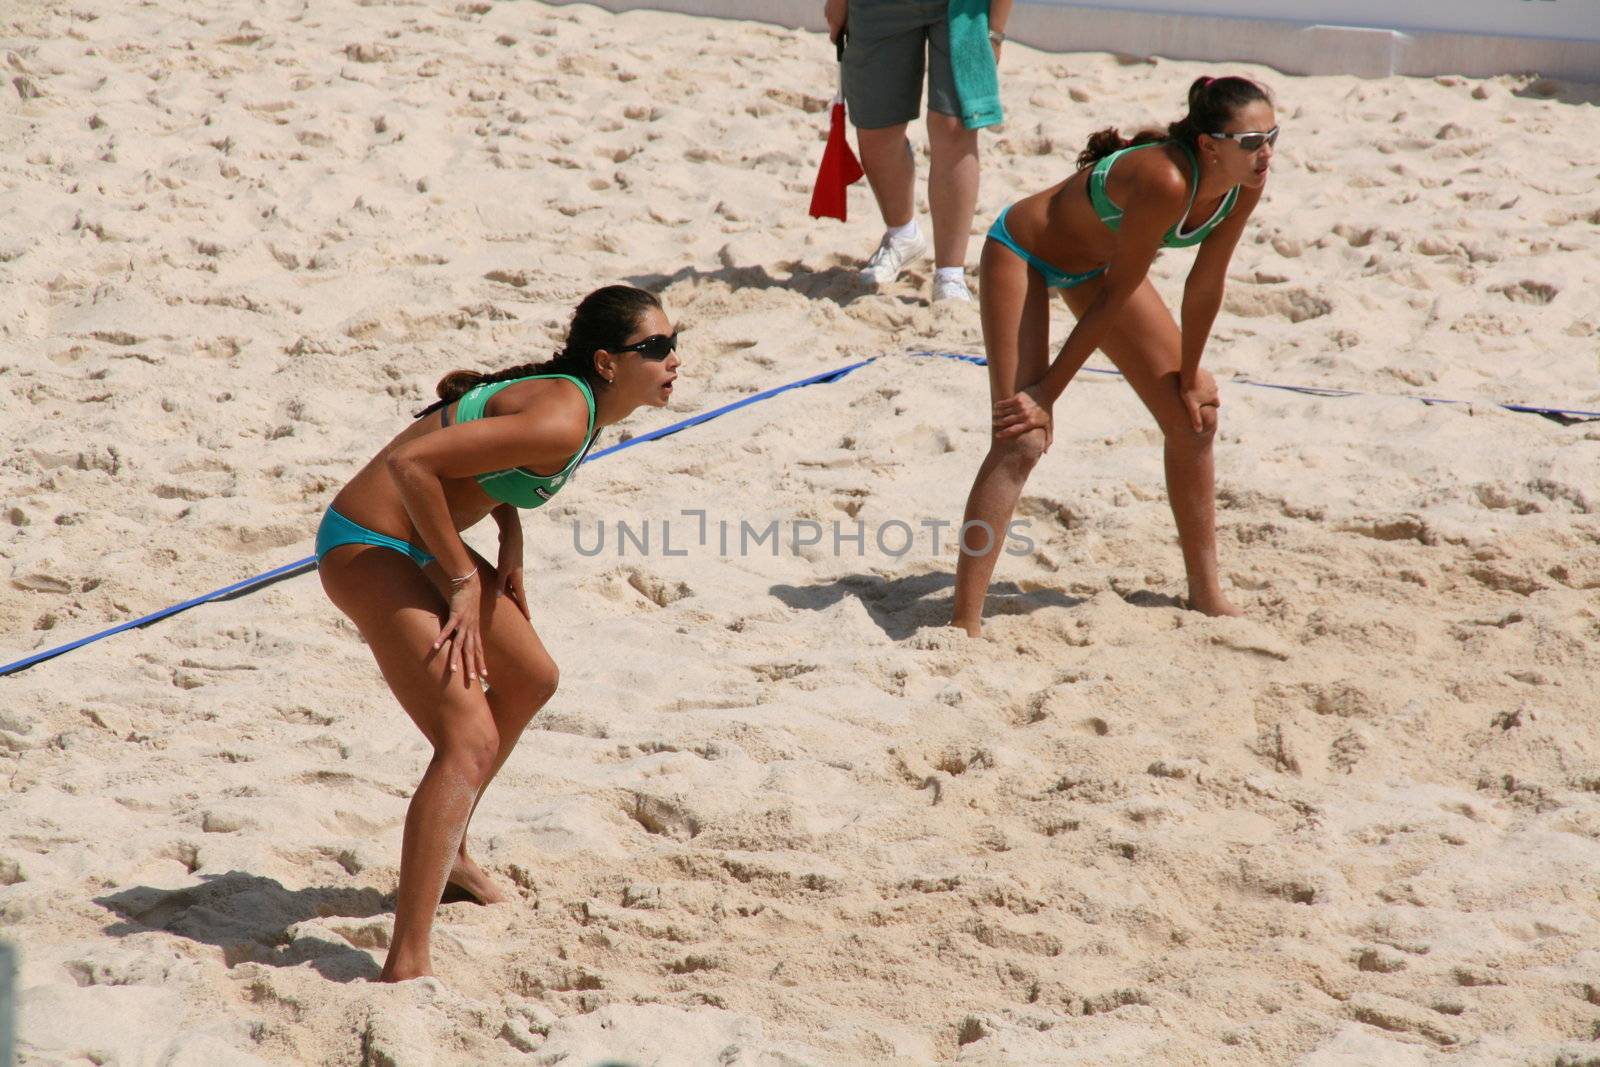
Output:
[1208, 126, 1279, 151]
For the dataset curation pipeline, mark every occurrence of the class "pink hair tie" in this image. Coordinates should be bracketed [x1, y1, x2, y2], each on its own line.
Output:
[1201, 77, 1215, 87]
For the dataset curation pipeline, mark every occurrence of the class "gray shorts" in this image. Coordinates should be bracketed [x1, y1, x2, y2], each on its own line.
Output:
[841, 0, 959, 130]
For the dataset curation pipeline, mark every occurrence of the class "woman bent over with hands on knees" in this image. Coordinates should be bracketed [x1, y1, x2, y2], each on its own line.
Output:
[952, 77, 1276, 636]
[316, 285, 680, 981]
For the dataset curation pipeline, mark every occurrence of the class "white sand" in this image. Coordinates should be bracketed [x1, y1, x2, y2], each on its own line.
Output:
[3, 1, 1599, 1064]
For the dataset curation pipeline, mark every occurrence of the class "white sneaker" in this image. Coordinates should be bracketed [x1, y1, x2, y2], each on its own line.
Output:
[859, 227, 929, 287]
[932, 274, 971, 303]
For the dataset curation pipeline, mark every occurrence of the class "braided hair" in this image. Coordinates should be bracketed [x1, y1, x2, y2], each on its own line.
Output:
[414, 285, 662, 420]
[1076, 75, 1271, 169]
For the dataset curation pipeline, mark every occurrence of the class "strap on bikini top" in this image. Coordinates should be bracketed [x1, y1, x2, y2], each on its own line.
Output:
[1088, 140, 1238, 248]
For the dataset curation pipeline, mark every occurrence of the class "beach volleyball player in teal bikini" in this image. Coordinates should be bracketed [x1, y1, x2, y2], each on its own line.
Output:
[317, 285, 680, 981]
[952, 77, 1277, 635]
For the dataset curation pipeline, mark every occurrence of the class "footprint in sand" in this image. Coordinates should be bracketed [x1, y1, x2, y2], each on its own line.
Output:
[1347, 992, 1464, 1047]
[1081, 987, 1151, 1015]
[1489, 279, 1558, 305]
[1309, 680, 1383, 719]
[1466, 565, 1545, 595]
[625, 793, 700, 841]
[343, 43, 393, 64]
[1223, 286, 1333, 323]
[969, 919, 1063, 958]
[928, 746, 995, 777]
[624, 568, 693, 608]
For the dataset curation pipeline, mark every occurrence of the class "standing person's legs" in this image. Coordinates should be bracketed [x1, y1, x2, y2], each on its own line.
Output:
[842, 0, 930, 283]
[856, 123, 916, 229]
[320, 545, 559, 980]
[951, 237, 1052, 636]
[923, 12, 979, 283]
[446, 559, 560, 905]
[925, 113, 979, 271]
[1059, 281, 1240, 616]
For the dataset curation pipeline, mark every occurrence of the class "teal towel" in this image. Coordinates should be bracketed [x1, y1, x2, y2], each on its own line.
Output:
[948, 0, 1002, 129]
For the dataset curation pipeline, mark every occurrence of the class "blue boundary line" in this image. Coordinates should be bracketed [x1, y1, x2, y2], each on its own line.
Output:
[0, 357, 880, 679]
[910, 349, 1600, 421]
[0, 556, 323, 680]
[588, 357, 875, 459]
[8, 348, 1591, 678]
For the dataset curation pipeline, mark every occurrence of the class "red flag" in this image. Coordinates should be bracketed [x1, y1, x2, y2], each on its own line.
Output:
[809, 94, 864, 221]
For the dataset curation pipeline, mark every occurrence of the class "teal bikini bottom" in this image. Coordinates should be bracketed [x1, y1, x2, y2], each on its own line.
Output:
[987, 205, 1106, 289]
[315, 506, 436, 568]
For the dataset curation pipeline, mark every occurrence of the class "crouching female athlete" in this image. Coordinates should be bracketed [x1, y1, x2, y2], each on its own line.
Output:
[952, 76, 1277, 635]
[317, 285, 680, 981]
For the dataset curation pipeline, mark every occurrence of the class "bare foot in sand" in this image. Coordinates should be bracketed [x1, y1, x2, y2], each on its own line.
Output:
[443, 854, 507, 905]
[1188, 589, 1243, 617]
[378, 950, 432, 983]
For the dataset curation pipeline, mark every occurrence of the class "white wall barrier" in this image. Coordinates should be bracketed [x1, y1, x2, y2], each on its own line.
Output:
[550, 0, 1600, 81]
[1019, 0, 1600, 42]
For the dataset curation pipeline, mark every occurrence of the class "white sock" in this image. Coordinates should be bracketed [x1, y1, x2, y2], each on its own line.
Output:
[886, 219, 921, 242]
[935, 266, 966, 284]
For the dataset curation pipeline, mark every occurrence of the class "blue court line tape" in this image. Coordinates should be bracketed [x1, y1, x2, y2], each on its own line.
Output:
[12, 347, 1587, 680]
[0, 357, 880, 679]
[0, 557, 320, 679]
[910, 350, 1600, 422]
[588, 357, 876, 459]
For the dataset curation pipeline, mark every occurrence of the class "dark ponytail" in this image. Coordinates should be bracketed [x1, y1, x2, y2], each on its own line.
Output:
[1076, 75, 1271, 169]
[414, 285, 663, 419]
[1076, 126, 1164, 169]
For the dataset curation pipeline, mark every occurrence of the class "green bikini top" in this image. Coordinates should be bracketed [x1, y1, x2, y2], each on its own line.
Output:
[1088, 140, 1239, 249]
[453, 373, 596, 509]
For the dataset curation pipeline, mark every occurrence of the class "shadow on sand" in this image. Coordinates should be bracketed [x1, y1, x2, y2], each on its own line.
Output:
[626, 257, 925, 310]
[1509, 77, 1600, 107]
[770, 570, 1085, 640]
[96, 871, 390, 982]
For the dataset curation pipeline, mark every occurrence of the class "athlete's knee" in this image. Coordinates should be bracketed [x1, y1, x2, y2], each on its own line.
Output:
[529, 658, 559, 710]
[1162, 408, 1218, 448]
[437, 715, 500, 786]
[493, 656, 558, 722]
[991, 428, 1048, 469]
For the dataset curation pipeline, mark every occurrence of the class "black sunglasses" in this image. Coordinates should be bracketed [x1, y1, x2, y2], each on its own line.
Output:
[614, 331, 679, 361]
[1208, 126, 1279, 152]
